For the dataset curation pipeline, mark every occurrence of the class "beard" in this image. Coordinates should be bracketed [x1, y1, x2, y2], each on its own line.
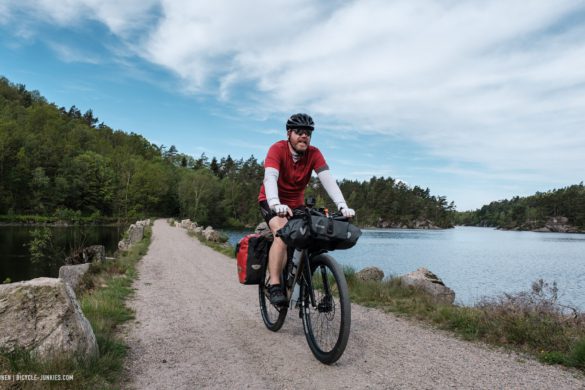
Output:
[289, 137, 309, 154]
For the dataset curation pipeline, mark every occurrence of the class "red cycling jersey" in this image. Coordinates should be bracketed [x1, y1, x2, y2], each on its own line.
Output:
[258, 140, 328, 208]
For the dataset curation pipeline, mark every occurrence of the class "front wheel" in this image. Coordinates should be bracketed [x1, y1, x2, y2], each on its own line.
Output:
[300, 254, 351, 364]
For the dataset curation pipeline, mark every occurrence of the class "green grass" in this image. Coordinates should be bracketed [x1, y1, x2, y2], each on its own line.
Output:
[186, 230, 235, 258]
[344, 266, 585, 372]
[0, 225, 152, 389]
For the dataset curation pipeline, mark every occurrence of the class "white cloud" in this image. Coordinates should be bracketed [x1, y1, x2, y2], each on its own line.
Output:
[3, 0, 585, 201]
[0, 3, 10, 23]
[5, 0, 157, 35]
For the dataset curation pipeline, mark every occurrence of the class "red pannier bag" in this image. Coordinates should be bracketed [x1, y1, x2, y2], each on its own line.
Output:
[235, 234, 269, 285]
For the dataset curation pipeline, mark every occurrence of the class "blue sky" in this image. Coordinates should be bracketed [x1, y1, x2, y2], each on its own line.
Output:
[1, 1, 584, 211]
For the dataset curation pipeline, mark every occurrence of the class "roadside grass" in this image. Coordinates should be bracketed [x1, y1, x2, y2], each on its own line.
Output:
[344, 266, 585, 372]
[186, 231, 235, 258]
[0, 226, 151, 389]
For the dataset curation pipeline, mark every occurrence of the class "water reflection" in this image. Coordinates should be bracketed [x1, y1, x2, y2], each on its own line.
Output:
[0, 225, 126, 282]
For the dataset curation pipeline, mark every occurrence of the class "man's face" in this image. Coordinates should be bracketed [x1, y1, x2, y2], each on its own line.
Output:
[288, 128, 312, 152]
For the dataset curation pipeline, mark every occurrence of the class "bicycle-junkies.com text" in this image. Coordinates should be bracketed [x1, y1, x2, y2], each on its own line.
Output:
[0, 374, 74, 381]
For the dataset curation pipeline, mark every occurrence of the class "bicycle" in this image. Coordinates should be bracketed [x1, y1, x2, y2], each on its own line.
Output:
[258, 200, 352, 364]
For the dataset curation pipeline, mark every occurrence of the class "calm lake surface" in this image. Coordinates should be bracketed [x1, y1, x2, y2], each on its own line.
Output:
[225, 226, 585, 310]
[0, 225, 126, 282]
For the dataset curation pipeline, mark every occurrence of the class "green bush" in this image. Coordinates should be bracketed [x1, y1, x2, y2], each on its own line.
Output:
[54, 208, 83, 222]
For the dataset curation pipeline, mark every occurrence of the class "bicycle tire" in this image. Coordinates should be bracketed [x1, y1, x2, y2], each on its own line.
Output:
[300, 253, 351, 364]
[259, 268, 288, 331]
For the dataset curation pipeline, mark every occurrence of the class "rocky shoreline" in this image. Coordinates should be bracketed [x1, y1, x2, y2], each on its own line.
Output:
[373, 217, 449, 230]
[478, 216, 585, 234]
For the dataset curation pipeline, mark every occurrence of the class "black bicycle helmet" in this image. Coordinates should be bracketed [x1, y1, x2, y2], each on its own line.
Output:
[286, 113, 314, 130]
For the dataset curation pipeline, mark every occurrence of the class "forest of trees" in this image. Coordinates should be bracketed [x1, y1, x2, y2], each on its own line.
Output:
[455, 184, 585, 230]
[0, 77, 456, 228]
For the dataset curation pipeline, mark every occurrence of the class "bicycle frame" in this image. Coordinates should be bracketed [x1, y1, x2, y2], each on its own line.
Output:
[284, 247, 327, 310]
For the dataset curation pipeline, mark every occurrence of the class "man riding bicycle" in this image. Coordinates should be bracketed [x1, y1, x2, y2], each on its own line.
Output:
[258, 113, 356, 306]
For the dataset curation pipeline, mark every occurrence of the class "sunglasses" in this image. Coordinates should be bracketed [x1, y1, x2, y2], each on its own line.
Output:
[291, 128, 313, 137]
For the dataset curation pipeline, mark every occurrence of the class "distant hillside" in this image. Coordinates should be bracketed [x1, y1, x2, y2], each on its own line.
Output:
[455, 184, 585, 232]
[0, 76, 456, 228]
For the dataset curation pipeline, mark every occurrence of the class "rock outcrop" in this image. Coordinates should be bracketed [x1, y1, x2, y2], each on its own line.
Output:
[399, 267, 455, 304]
[376, 218, 441, 229]
[0, 278, 98, 360]
[496, 216, 583, 233]
[356, 266, 384, 282]
[536, 217, 580, 233]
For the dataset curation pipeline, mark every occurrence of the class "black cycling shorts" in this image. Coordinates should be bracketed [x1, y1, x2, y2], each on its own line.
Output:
[259, 200, 277, 225]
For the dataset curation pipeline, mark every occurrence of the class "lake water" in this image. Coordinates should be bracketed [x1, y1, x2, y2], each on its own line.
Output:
[225, 227, 585, 310]
[0, 225, 126, 283]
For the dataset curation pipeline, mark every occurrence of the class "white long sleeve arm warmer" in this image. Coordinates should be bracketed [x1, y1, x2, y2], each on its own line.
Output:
[317, 169, 348, 210]
[263, 167, 281, 208]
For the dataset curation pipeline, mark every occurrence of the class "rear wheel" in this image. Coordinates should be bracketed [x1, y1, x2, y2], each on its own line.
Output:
[259, 268, 288, 331]
[301, 254, 351, 364]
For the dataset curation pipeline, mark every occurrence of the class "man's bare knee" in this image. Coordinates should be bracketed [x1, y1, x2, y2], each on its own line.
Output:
[268, 216, 288, 232]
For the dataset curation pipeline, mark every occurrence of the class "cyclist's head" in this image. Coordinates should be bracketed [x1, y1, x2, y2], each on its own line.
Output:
[286, 113, 314, 132]
[286, 113, 314, 155]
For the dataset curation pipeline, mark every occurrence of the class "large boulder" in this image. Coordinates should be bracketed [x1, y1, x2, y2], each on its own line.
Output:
[128, 224, 144, 244]
[0, 278, 98, 361]
[356, 266, 384, 282]
[399, 267, 455, 304]
[59, 263, 91, 290]
[84, 245, 105, 262]
[180, 219, 192, 229]
[118, 239, 130, 251]
[202, 226, 227, 243]
[136, 219, 150, 228]
[64, 245, 106, 265]
[118, 222, 146, 251]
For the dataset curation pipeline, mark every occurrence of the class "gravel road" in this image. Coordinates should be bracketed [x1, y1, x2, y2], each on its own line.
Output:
[123, 219, 584, 389]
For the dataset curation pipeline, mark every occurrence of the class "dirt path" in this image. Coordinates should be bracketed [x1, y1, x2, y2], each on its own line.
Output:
[123, 219, 583, 389]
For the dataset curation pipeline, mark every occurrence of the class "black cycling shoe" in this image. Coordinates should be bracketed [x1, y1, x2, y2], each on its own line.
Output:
[268, 284, 287, 306]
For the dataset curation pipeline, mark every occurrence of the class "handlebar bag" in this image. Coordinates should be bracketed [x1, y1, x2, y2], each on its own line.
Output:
[309, 216, 362, 250]
[278, 215, 362, 250]
[235, 234, 270, 284]
[276, 216, 312, 249]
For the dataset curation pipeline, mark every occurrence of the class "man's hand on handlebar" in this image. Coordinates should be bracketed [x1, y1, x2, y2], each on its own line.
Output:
[273, 204, 293, 218]
[337, 203, 356, 218]
[339, 208, 355, 218]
